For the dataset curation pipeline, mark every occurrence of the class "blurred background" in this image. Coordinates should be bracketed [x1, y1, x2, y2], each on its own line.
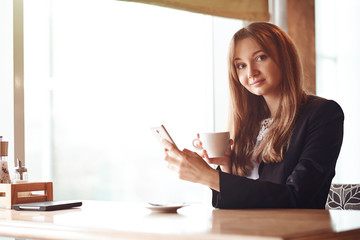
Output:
[1, 0, 359, 203]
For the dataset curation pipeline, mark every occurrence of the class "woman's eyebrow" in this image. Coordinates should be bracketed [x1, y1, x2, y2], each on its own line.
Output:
[234, 49, 264, 61]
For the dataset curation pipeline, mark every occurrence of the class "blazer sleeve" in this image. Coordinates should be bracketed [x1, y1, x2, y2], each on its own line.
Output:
[212, 99, 344, 209]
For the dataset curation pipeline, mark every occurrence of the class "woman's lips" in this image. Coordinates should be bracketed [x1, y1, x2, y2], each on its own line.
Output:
[250, 79, 265, 87]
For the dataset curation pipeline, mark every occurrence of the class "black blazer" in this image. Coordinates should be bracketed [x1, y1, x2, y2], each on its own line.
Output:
[212, 95, 344, 209]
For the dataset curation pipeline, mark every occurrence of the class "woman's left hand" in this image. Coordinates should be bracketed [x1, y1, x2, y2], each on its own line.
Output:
[161, 139, 220, 191]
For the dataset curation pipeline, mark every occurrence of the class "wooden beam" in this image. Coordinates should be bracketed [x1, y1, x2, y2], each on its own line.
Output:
[287, 0, 316, 94]
[119, 0, 270, 21]
[14, 0, 25, 166]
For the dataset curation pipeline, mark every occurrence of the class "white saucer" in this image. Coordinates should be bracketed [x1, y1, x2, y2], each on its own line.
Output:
[146, 203, 189, 213]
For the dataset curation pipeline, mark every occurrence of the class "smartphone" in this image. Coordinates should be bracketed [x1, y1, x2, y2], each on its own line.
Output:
[151, 125, 177, 148]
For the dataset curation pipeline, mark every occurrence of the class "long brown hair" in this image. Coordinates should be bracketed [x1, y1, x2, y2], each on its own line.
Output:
[228, 22, 307, 176]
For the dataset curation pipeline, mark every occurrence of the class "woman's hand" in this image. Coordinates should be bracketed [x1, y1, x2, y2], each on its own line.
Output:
[194, 133, 233, 174]
[162, 139, 220, 191]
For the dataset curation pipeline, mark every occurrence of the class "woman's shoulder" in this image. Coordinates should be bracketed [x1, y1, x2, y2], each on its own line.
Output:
[300, 95, 344, 121]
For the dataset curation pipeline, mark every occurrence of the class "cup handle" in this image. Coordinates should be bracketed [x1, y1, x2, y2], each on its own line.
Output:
[192, 138, 202, 149]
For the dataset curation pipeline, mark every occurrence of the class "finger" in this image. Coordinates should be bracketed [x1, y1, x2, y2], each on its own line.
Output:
[199, 149, 206, 158]
[196, 133, 203, 149]
[224, 139, 234, 156]
[164, 150, 172, 163]
[203, 150, 213, 162]
[162, 139, 182, 156]
[194, 145, 205, 158]
[193, 139, 203, 150]
[164, 149, 183, 169]
[203, 150, 208, 159]
[194, 133, 204, 148]
[166, 160, 179, 173]
[195, 149, 206, 159]
[194, 141, 203, 149]
[204, 153, 212, 164]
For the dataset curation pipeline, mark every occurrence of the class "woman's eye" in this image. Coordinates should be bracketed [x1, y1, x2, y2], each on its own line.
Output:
[256, 55, 267, 61]
[236, 63, 246, 69]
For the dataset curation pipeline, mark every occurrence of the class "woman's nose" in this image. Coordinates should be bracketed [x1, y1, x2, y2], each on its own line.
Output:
[247, 65, 259, 79]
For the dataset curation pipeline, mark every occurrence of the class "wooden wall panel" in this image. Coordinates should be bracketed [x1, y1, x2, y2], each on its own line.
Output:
[287, 0, 316, 94]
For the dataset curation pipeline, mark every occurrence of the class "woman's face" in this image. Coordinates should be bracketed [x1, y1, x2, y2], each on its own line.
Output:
[233, 37, 282, 101]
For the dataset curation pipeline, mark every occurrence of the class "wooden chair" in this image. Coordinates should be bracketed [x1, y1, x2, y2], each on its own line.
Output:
[326, 184, 360, 210]
[0, 182, 53, 209]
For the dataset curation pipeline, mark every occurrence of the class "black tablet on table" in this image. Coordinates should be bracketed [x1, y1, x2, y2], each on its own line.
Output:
[12, 201, 82, 211]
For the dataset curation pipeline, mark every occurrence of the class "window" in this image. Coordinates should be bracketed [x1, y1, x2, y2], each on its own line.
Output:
[0, 0, 14, 158]
[24, 0, 243, 202]
[316, 0, 360, 183]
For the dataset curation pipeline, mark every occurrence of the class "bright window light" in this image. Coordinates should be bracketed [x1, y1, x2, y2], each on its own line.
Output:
[24, 0, 243, 203]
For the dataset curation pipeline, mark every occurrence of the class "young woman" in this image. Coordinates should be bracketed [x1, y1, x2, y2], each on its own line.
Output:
[162, 22, 344, 209]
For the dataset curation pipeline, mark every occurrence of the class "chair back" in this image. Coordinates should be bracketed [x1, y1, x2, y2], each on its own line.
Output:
[326, 184, 360, 210]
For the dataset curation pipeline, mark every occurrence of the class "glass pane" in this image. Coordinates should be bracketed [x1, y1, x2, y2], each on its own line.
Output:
[315, 0, 360, 183]
[0, 0, 14, 164]
[24, 0, 242, 203]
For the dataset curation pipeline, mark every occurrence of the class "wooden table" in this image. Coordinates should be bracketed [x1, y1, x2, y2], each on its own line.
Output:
[1, 200, 360, 240]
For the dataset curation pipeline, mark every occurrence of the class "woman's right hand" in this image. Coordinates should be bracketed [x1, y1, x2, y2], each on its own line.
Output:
[194, 133, 233, 174]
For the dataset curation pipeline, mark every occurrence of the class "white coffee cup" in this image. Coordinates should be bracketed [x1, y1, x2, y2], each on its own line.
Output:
[192, 132, 230, 158]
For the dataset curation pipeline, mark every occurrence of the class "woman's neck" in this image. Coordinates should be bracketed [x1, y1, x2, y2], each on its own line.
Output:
[264, 95, 280, 118]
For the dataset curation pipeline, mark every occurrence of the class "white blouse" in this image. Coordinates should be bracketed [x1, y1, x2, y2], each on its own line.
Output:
[247, 118, 273, 180]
